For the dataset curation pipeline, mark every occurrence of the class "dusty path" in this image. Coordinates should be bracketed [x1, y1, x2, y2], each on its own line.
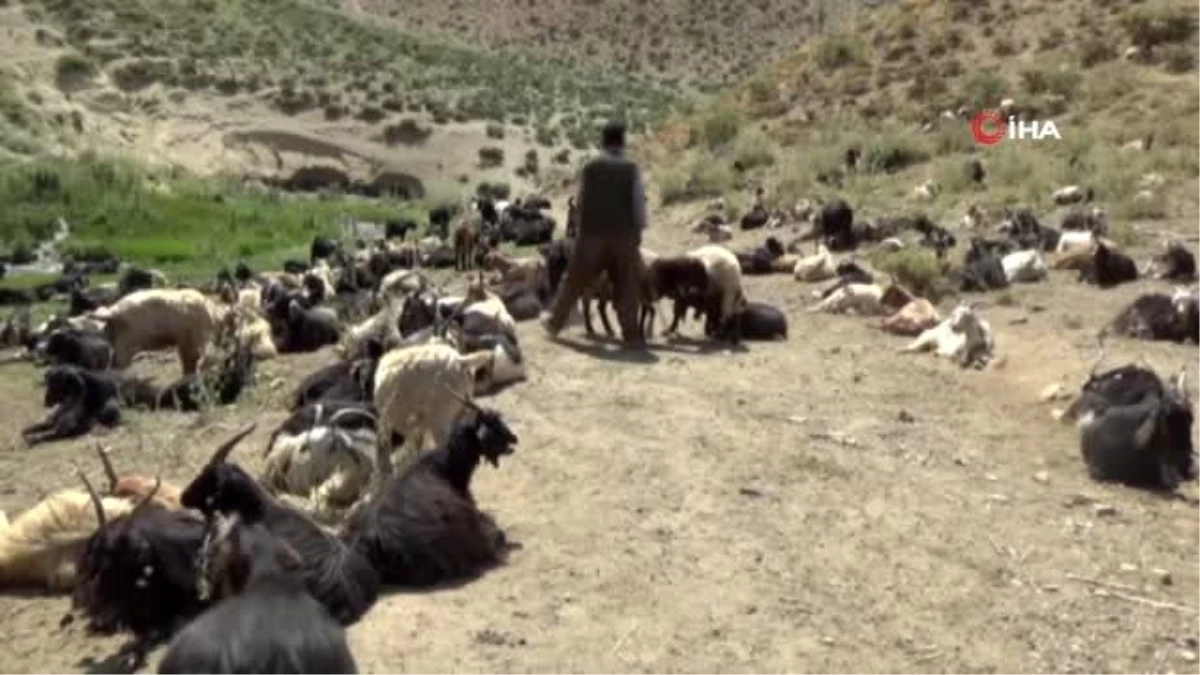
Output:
[0, 231, 1196, 673]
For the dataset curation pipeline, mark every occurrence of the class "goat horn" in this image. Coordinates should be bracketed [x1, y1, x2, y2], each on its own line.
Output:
[132, 477, 162, 516]
[95, 444, 118, 493]
[74, 465, 106, 528]
[1089, 333, 1107, 378]
[441, 384, 481, 413]
[209, 422, 258, 465]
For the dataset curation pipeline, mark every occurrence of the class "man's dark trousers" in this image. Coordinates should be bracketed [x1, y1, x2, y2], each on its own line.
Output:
[545, 234, 644, 344]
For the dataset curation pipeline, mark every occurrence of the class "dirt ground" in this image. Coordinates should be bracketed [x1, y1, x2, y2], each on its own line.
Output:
[0, 218, 1196, 674]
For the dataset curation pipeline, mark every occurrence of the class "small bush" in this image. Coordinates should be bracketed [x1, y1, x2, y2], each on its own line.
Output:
[961, 71, 1008, 109]
[863, 134, 930, 174]
[1163, 44, 1197, 72]
[1020, 65, 1081, 99]
[1078, 37, 1117, 67]
[815, 34, 869, 71]
[475, 181, 511, 200]
[522, 148, 539, 175]
[553, 148, 570, 164]
[697, 107, 742, 150]
[658, 154, 734, 205]
[1121, 2, 1197, 49]
[868, 248, 953, 302]
[486, 122, 505, 139]
[478, 146, 505, 168]
[382, 118, 431, 145]
[55, 53, 95, 90]
[732, 129, 776, 170]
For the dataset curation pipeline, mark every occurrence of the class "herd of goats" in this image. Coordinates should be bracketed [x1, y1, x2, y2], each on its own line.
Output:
[0, 182, 1195, 672]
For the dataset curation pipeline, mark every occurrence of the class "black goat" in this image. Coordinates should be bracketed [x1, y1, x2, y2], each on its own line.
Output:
[1002, 207, 1060, 252]
[42, 328, 113, 370]
[953, 243, 1010, 293]
[289, 352, 380, 411]
[1060, 207, 1108, 235]
[279, 301, 342, 353]
[160, 514, 358, 674]
[1080, 241, 1138, 288]
[73, 478, 209, 672]
[180, 424, 380, 625]
[311, 236, 341, 263]
[1107, 292, 1199, 344]
[815, 198, 856, 252]
[0, 305, 31, 348]
[341, 391, 517, 587]
[283, 259, 310, 275]
[911, 217, 957, 259]
[736, 301, 788, 341]
[501, 214, 555, 246]
[121, 343, 257, 412]
[384, 218, 419, 240]
[1148, 241, 1197, 282]
[68, 284, 120, 318]
[1078, 368, 1195, 491]
[23, 366, 121, 446]
[739, 206, 769, 231]
[0, 287, 35, 306]
[647, 257, 712, 336]
[428, 206, 452, 239]
[118, 267, 160, 296]
[736, 237, 785, 275]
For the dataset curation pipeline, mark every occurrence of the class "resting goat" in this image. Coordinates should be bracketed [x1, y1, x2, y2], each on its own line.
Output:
[290, 349, 382, 410]
[181, 424, 381, 626]
[71, 478, 209, 672]
[23, 366, 122, 447]
[1105, 288, 1199, 344]
[160, 513, 359, 674]
[342, 389, 516, 587]
[900, 303, 995, 369]
[1074, 364, 1195, 491]
[262, 402, 379, 520]
[1146, 241, 1197, 282]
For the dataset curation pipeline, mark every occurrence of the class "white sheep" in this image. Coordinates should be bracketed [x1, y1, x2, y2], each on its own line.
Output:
[261, 405, 377, 520]
[373, 342, 495, 473]
[1001, 249, 1049, 283]
[89, 288, 227, 375]
[900, 303, 995, 369]
[793, 244, 837, 282]
[685, 245, 746, 330]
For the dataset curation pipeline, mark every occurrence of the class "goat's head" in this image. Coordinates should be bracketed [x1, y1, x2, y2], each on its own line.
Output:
[444, 385, 518, 467]
[180, 423, 263, 520]
[44, 365, 87, 407]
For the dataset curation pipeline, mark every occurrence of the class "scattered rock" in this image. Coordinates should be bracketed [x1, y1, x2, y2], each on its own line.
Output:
[820, 636, 836, 646]
[1180, 650, 1197, 664]
[1119, 563, 1138, 573]
[1153, 568, 1173, 586]
[987, 493, 1009, 504]
[269, 377, 285, 390]
[1033, 471, 1049, 484]
[898, 410, 915, 423]
[1093, 503, 1117, 518]
[739, 487, 764, 498]
[1040, 382, 1071, 402]
[1009, 316, 1029, 325]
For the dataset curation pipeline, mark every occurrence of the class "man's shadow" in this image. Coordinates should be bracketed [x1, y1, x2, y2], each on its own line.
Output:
[551, 332, 747, 363]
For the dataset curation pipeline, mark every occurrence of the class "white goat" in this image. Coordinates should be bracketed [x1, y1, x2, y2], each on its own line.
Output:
[1052, 185, 1088, 205]
[900, 303, 995, 369]
[1001, 249, 1049, 283]
[792, 244, 837, 282]
[685, 245, 746, 329]
[808, 283, 885, 315]
[379, 269, 431, 299]
[912, 179, 941, 201]
[261, 405, 377, 520]
[373, 342, 495, 472]
[89, 288, 226, 375]
[1055, 230, 1096, 254]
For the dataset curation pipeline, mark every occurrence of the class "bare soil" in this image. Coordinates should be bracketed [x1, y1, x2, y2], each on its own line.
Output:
[0, 220, 1196, 674]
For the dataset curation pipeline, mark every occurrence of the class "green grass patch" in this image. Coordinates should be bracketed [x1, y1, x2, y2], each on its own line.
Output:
[0, 155, 422, 282]
[868, 247, 953, 302]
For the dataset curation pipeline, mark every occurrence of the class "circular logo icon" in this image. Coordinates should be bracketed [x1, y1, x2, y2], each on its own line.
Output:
[971, 110, 1007, 146]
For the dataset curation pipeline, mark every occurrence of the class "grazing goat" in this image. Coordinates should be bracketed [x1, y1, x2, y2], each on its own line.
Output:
[72, 479, 209, 672]
[900, 303, 994, 369]
[342, 390, 516, 587]
[23, 366, 122, 447]
[815, 198, 856, 251]
[373, 342, 495, 470]
[686, 245, 747, 343]
[1076, 367, 1195, 491]
[181, 424, 381, 626]
[90, 289, 226, 375]
[161, 513, 359, 674]
[262, 402, 379, 519]
[1146, 241, 1197, 282]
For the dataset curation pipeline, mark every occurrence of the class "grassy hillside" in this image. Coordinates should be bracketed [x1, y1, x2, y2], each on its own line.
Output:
[12, 0, 676, 153]
[645, 0, 1199, 232]
[349, 0, 853, 90]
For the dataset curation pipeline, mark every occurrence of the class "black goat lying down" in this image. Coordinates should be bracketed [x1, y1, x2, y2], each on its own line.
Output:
[340, 389, 517, 588]
[180, 424, 380, 626]
[289, 351, 380, 411]
[159, 514, 358, 674]
[120, 344, 257, 412]
[1076, 366, 1195, 491]
[42, 328, 114, 370]
[23, 365, 122, 447]
[71, 477, 209, 672]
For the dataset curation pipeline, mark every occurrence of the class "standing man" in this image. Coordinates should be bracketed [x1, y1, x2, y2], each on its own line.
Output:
[542, 120, 648, 347]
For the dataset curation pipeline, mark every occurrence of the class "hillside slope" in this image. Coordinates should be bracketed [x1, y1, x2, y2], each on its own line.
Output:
[644, 0, 1199, 238]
